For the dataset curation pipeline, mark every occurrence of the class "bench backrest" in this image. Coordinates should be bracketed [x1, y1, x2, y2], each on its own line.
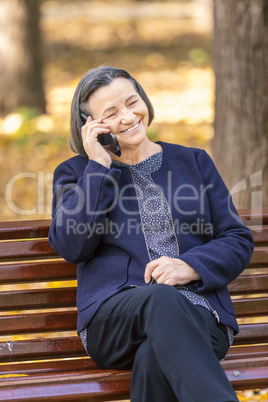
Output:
[0, 210, 268, 365]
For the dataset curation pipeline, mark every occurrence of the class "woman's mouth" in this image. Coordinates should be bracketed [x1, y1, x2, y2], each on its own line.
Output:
[120, 120, 140, 133]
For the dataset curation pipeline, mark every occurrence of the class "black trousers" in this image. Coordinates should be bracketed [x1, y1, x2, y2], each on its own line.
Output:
[86, 284, 238, 402]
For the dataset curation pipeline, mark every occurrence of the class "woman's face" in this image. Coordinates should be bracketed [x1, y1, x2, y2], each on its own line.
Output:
[87, 77, 149, 149]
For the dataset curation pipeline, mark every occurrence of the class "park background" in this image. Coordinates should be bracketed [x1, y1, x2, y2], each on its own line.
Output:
[1, 0, 267, 223]
[0, 1, 267, 400]
[0, 0, 215, 221]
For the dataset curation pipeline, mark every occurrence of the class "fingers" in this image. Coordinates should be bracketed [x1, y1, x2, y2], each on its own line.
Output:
[81, 117, 112, 167]
[145, 260, 174, 285]
[81, 118, 110, 141]
[144, 259, 159, 283]
[144, 257, 200, 286]
[84, 115, 92, 124]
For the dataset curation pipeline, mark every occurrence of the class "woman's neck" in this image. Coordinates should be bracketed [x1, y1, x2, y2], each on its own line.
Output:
[112, 140, 162, 165]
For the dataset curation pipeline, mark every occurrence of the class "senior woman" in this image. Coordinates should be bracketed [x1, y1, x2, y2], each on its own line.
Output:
[49, 65, 254, 402]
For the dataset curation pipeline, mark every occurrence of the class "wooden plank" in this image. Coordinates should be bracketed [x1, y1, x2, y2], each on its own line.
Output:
[2, 293, 266, 327]
[225, 366, 268, 390]
[0, 317, 266, 345]
[0, 353, 267, 394]
[1, 339, 267, 366]
[0, 358, 96, 376]
[228, 274, 268, 294]
[0, 288, 77, 311]
[0, 208, 265, 241]
[248, 247, 268, 268]
[0, 311, 77, 335]
[225, 344, 268, 361]
[0, 213, 265, 242]
[239, 208, 268, 226]
[233, 297, 268, 317]
[0, 239, 57, 261]
[0, 365, 267, 399]
[0, 337, 85, 362]
[0, 372, 132, 401]
[0, 261, 77, 284]
[0, 220, 51, 240]
[250, 226, 268, 246]
[233, 323, 268, 345]
[222, 357, 268, 370]
[0, 212, 266, 242]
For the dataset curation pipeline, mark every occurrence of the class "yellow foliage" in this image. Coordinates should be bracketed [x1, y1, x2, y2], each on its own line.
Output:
[0, 374, 28, 378]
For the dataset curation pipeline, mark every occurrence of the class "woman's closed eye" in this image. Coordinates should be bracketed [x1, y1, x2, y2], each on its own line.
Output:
[128, 99, 139, 107]
[103, 112, 117, 120]
[102, 98, 139, 121]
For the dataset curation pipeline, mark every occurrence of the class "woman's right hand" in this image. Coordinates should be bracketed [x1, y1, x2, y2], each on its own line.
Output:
[81, 116, 112, 168]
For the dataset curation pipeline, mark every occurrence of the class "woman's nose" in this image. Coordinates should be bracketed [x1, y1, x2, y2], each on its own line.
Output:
[120, 108, 135, 124]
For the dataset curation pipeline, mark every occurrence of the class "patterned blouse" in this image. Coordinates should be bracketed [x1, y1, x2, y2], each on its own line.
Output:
[79, 151, 234, 350]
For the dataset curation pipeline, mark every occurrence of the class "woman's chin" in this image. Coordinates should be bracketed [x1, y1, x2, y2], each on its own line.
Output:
[118, 130, 149, 148]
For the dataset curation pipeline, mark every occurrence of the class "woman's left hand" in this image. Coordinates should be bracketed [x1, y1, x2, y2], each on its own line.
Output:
[144, 256, 201, 286]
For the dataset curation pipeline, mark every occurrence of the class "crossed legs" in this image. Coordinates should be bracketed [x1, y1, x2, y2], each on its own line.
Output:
[86, 284, 238, 402]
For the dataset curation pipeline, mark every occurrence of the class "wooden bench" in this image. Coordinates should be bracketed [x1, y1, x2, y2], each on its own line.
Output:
[0, 209, 267, 400]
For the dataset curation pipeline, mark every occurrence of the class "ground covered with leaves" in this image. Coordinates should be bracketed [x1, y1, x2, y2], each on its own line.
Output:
[0, 0, 214, 221]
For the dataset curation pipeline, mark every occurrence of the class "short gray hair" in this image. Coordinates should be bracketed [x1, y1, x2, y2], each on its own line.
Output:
[70, 65, 155, 157]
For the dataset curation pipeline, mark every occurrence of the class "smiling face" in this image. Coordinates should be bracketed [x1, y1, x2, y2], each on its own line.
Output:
[87, 77, 150, 151]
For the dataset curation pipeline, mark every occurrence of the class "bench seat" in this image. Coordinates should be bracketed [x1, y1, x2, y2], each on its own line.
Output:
[0, 209, 267, 400]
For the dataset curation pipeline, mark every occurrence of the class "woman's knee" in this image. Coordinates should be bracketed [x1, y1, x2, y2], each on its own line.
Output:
[133, 339, 156, 372]
[144, 284, 189, 316]
[145, 283, 179, 304]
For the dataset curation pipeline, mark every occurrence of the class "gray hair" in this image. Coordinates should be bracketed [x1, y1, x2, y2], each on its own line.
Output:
[70, 65, 155, 157]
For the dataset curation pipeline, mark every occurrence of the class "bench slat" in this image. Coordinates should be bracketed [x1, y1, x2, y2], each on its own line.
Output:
[233, 323, 268, 345]
[0, 353, 267, 395]
[0, 358, 96, 376]
[250, 226, 268, 245]
[0, 372, 132, 401]
[0, 365, 266, 399]
[0, 311, 77, 335]
[0, 261, 77, 284]
[0, 239, 57, 261]
[222, 356, 268, 370]
[248, 247, 268, 268]
[225, 344, 268, 361]
[233, 297, 268, 317]
[0, 220, 51, 240]
[1, 338, 268, 365]
[0, 208, 266, 240]
[1, 289, 267, 318]
[228, 274, 268, 294]
[0, 288, 77, 310]
[0, 337, 84, 362]
[1, 242, 266, 266]
[225, 366, 268, 390]
[239, 209, 268, 225]
[0, 324, 268, 361]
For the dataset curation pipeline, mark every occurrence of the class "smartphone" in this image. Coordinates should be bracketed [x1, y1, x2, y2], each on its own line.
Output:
[80, 111, 121, 157]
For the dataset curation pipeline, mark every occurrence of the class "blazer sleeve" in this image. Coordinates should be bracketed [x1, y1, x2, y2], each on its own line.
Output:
[178, 150, 254, 292]
[48, 159, 121, 263]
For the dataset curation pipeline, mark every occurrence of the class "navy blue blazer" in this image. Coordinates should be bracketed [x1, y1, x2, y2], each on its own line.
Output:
[48, 142, 254, 334]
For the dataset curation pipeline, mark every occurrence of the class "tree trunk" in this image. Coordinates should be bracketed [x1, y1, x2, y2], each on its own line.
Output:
[213, 0, 268, 209]
[0, 0, 46, 116]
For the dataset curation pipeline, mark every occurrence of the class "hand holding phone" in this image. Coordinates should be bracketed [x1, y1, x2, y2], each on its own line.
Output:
[80, 111, 121, 157]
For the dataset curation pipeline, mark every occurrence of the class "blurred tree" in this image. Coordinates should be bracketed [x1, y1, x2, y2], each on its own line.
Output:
[213, 0, 268, 209]
[0, 0, 46, 116]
